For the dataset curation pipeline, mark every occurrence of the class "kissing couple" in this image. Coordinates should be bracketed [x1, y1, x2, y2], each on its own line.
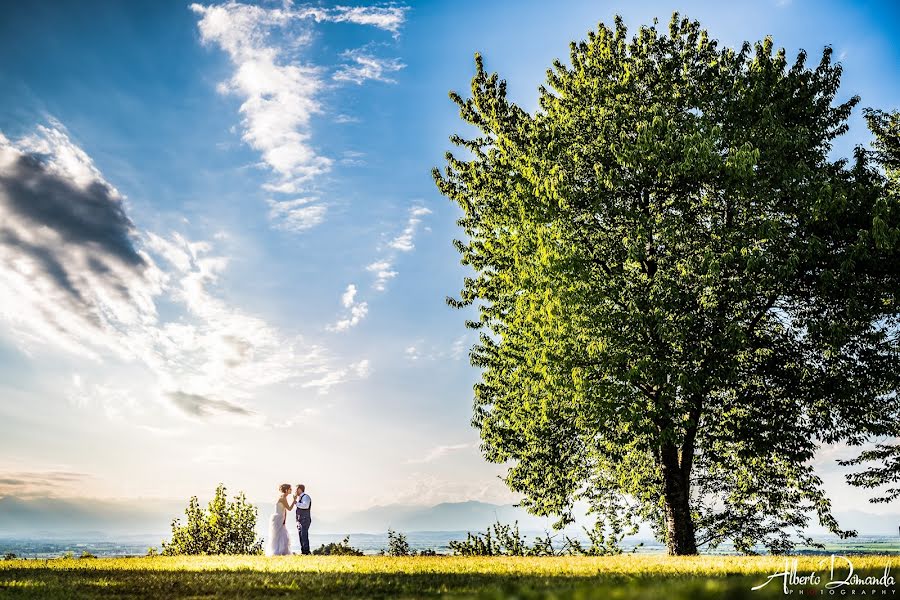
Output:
[265, 483, 312, 556]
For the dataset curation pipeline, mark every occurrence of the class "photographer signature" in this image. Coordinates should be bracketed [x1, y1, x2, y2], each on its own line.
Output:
[751, 555, 895, 594]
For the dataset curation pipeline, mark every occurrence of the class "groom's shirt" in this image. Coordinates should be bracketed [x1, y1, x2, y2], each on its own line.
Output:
[296, 493, 311, 520]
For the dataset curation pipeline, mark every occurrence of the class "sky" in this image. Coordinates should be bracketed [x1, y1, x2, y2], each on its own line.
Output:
[0, 0, 899, 522]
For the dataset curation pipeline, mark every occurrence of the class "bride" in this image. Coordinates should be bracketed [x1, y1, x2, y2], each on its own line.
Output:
[265, 483, 296, 556]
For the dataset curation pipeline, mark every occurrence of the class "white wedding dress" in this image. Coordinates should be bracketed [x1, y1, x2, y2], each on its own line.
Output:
[265, 499, 291, 556]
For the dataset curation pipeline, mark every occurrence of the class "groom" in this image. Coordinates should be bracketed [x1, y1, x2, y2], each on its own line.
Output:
[294, 484, 312, 555]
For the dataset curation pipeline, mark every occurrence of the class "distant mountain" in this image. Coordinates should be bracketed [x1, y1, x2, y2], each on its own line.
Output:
[318, 501, 562, 534]
[0, 496, 181, 538]
[1, 495, 896, 539]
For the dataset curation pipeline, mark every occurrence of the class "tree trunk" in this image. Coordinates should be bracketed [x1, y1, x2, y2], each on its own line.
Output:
[660, 442, 698, 555]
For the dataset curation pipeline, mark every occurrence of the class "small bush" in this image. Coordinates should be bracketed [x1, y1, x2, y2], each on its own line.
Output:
[3, 552, 18, 561]
[61, 551, 74, 559]
[79, 550, 97, 559]
[449, 521, 589, 556]
[312, 536, 364, 556]
[162, 483, 263, 555]
[417, 548, 438, 556]
[146, 546, 159, 557]
[386, 529, 411, 556]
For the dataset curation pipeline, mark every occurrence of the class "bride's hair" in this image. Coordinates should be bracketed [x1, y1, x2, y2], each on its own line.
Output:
[279, 483, 291, 494]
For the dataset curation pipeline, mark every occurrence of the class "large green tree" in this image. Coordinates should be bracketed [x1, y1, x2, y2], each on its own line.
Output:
[434, 15, 900, 555]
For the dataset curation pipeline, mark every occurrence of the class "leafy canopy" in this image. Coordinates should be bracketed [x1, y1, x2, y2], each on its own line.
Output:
[434, 14, 900, 554]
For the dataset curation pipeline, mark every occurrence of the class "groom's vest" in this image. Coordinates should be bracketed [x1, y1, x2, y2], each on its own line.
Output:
[296, 494, 311, 520]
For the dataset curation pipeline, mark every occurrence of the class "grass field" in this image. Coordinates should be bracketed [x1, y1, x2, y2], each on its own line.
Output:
[1, 554, 897, 599]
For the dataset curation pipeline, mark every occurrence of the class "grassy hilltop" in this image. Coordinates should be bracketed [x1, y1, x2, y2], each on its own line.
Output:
[1, 554, 896, 599]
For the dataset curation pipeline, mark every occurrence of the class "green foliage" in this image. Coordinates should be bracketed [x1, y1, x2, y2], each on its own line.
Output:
[2, 553, 17, 561]
[449, 520, 623, 556]
[435, 13, 900, 555]
[146, 547, 159, 557]
[839, 442, 900, 503]
[386, 529, 411, 556]
[78, 551, 96, 559]
[162, 484, 263, 556]
[311, 536, 364, 556]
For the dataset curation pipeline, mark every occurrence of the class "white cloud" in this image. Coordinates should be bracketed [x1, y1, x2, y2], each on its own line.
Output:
[0, 123, 162, 363]
[341, 283, 358, 308]
[406, 443, 471, 464]
[361, 203, 431, 293]
[0, 123, 362, 421]
[326, 5, 409, 35]
[328, 283, 368, 331]
[68, 382, 146, 421]
[340, 150, 366, 166]
[300, 357, 370, 393]
[191, 2, 410, 231]
[351, 358, 371, 378]
[334, 50, 405, 85]
[192, 2, 332, 191]
[346, 203, 435, 307]
[388, 204, 431, 251]
[267, 197, 327, 231]
[366, 259, 398, 291]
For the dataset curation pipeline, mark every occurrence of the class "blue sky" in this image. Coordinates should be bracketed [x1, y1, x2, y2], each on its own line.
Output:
[0, 0, 898, 519]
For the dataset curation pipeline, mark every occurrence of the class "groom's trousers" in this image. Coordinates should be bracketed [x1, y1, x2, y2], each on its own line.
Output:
[297, 516, 311, 555]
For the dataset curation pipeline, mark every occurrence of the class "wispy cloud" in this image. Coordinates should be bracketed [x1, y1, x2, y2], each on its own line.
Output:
[334, 49, 405, 84]
[0, 122, 365, 421]
[267, 197, 327, 231]
[340, 150, 366, 166]
[68, 377, 146, 421]
[192, 2, 331, 193]
[0, 123, 161, 361]
[328, 283, 369, 331]
[363, 204, 431, 292]
[300, 358, 371, 394]
[406, 443, 471, 464]
[0, 471, 92, 498]
[366, 259, 398, 292]
[324, 5, 408, 36]
[389, 205, 431, 251]
[167, 391, 254, 418]
[191, 1, 409, 227]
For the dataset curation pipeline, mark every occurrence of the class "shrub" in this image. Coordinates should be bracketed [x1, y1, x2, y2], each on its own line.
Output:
[146, 547, 159, 557]
[79, 550, 97, 559]
[417, 548, 438, 556]
[2, 552, 17, 561]
[386, 529, 411, 556]
[312, 536, 364, 556]
[162, 483, 263, 555]
[449, 520, 620, 556]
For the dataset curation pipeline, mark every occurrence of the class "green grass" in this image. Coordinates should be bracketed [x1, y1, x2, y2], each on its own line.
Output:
[1, 555, 896, 599]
